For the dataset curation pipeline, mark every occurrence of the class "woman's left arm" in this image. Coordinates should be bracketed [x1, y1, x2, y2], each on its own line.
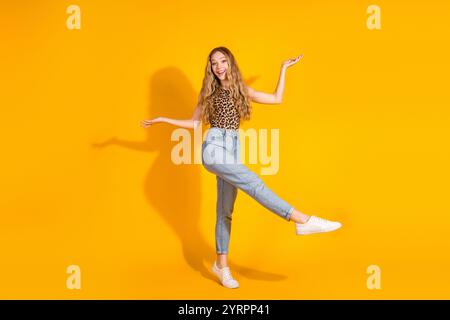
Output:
[247, 54, 303, 105]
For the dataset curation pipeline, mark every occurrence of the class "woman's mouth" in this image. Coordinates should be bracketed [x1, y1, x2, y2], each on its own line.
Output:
[217, 70, 226, 76]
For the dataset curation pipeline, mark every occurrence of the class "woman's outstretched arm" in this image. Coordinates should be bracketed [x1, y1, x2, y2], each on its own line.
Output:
[141, 93, 203, 130]
[246, 54, 303, 105]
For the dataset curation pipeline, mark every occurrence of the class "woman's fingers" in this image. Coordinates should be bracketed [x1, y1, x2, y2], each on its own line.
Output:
[289, 54, 303, 65]
[293, 54, 302, 62]
[141, 119, 154, 127]
[283, 54, 303, 67]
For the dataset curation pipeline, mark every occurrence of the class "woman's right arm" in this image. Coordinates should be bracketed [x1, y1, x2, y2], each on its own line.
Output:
[141, 93, 203, 130]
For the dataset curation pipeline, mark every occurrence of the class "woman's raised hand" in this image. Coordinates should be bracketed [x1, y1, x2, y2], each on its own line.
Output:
[282, 54, 304, 69]
[141, 117, 163, 128]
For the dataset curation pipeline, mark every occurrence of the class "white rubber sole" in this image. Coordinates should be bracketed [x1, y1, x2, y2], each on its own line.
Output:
[211, 264, 240, 289]
[296, 224, 342, 235]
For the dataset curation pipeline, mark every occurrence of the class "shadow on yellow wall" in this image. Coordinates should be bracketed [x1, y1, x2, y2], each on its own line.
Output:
[92, 67, 290, 284]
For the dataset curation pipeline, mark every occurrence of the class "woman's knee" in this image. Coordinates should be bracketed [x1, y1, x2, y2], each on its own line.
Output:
[203, 162, 218, 174]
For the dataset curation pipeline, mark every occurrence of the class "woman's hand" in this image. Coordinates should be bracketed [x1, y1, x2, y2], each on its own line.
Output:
[281, 54, 303, 69]
[141, 117, 164, 128]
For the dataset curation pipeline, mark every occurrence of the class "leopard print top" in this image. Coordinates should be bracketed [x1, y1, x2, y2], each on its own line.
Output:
[209, 87, 241, 130]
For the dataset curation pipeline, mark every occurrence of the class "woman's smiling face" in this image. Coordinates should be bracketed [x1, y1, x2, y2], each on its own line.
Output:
[211, 51, 229, 81]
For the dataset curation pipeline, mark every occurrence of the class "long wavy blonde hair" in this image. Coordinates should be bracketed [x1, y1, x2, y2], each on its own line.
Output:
[200, 47, 252, 126]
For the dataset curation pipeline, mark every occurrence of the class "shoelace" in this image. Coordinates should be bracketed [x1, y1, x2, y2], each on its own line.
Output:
[310, 216, 331, 226]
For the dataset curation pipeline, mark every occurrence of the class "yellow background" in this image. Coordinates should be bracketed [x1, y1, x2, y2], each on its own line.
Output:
[1, 0, 449, 299]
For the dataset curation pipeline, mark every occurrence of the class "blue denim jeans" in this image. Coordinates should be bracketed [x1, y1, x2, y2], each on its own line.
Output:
[202, 127, 295, 254]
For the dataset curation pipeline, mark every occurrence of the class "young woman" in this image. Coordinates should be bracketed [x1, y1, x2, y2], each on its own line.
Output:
[142, 46, 342, 289]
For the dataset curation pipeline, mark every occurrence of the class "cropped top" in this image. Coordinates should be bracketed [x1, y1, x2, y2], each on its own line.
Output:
[209, 87, 241, 130]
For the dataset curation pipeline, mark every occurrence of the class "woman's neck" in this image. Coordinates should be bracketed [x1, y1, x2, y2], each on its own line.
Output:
[220, 80, 230, 89]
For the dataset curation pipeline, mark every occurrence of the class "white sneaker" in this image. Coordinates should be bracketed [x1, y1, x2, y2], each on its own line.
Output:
[295, 215, 342, 235]
[211, 261, 239, 289]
